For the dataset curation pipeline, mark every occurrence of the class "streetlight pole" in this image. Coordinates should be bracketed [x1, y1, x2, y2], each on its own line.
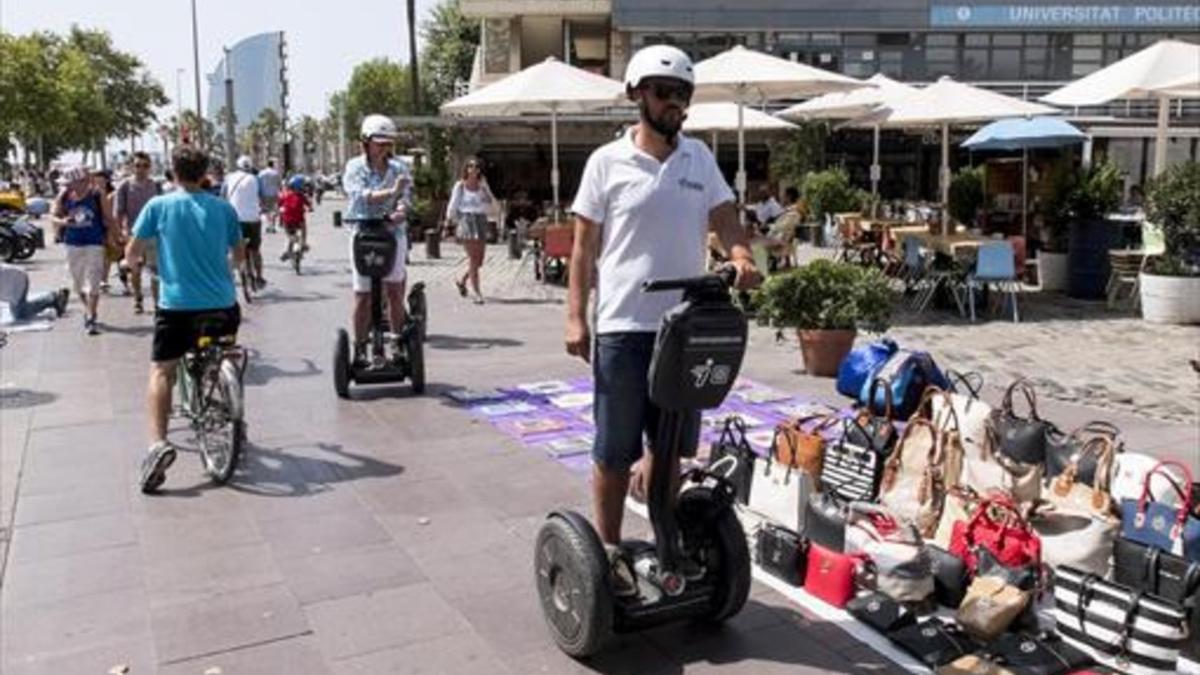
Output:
[190, 0, 204, 147]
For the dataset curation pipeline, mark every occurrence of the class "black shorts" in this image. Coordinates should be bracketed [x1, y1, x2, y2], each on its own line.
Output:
[152, 305, 241, 363]
[240, 221, 262, 251]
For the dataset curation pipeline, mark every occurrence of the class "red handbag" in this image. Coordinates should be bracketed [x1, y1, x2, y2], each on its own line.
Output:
[804, 542, 864, 608]
[948, 492, 1041, 574]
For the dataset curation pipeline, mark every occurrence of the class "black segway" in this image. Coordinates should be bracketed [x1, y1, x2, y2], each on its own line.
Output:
[535, 267, 751, 657]
[333, 218, 426, 398]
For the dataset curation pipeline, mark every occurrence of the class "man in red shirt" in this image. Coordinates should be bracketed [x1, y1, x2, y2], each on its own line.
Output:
[278, 176, 311, 262]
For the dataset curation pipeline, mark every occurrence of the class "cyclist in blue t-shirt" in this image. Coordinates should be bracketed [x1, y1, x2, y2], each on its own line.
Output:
[126, 146, 246, 494]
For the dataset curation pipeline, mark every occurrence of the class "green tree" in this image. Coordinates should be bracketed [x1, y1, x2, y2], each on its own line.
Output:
[420, 0, 479, 109]
[344, 58, 416, 132]
[0, 33, 70, 167]
[770, 122, 830, 192]
[66, 28, 167, 145]
[254, 108, 283, 162]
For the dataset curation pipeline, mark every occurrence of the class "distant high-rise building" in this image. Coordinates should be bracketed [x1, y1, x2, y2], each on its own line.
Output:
[206, 32, 284, 133]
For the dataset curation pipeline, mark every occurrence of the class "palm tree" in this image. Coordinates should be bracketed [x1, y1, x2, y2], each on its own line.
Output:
[406, 0, 420, 112]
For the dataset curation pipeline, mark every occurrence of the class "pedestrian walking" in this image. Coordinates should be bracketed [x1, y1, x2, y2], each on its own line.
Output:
[115, 152, 162, 314]
[445, 157, 496, 304]
[258, 159, 282, 233]
[50, 165, 117, 335]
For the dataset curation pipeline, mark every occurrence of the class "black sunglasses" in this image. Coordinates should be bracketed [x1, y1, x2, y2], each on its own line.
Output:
[644, 80, 693, 103]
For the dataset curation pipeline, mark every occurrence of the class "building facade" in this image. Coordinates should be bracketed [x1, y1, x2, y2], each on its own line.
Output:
[458, 1, 1199, 205]
[206, 32, 286, 136]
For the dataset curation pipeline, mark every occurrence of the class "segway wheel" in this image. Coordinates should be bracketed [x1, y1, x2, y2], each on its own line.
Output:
[534, 515, 613, 658]
[333, 329, 351, 399]
[406, 326, 425, 395]
[678, 487, 751, 624]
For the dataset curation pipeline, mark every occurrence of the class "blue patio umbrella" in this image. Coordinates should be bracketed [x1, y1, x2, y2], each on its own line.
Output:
[963, 117, 1086, 236]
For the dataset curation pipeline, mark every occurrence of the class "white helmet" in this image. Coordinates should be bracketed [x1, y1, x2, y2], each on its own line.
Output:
[624, 45, 694, 91]
[236, 155, 252, 171]
[360, 114, 398, 141]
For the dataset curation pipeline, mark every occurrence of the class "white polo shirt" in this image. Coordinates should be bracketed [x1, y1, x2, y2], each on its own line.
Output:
[222, 170, 261, 223]
[572, 128, 734, 334]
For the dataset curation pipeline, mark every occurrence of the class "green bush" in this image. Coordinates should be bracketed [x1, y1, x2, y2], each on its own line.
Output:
[948, 166, 986, 227]
[802, 169, 863, 221]
[752, 259, 892, 332]
[1145, 161, 1200, 277]
[1064, 160, 1122, 222]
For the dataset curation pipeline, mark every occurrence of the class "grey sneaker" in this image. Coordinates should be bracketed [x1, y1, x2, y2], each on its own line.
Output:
[139, 441, 177, 494]
[606, 546, 639, 598]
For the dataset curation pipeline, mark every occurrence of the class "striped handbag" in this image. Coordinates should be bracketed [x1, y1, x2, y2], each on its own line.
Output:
[820, 417, 888, 503]
[1053, 565, 1190, 675]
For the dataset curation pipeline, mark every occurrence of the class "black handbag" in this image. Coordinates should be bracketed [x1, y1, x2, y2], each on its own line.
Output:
[1044, 421, 1121, 484]
[755, 523, 807, 586]
[847, 592, 916, 634]
[991, 378, 1051, 465]
[848, 378, 899, 453]
[1112, 535, 1200, 606]
[928, 543, 968, 608]
[888, 617, 974, 667]
[986, 632, 1094, 675]
[803, 490, 849, 552]
[707, 416, 755, 504]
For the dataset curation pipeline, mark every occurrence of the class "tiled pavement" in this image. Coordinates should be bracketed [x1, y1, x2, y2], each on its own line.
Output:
[1, 198, 1195, 674]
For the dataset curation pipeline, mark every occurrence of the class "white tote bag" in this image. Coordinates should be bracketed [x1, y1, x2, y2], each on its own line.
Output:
[1110, 452, 1185, 506]
[928, 375, 992, 462]
[746, 455, 813, 533]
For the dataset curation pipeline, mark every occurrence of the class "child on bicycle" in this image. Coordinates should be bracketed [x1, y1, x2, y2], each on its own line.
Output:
[279, 175, 311, 262]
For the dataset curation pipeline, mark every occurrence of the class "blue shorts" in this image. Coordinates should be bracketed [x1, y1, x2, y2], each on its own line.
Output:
[592, 332, 700, 472]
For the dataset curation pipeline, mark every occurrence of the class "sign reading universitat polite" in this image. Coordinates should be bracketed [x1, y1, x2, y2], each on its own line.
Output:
[931, 4, 1200, 27]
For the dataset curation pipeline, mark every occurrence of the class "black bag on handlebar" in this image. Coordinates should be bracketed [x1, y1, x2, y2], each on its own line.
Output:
[647, 281, 747, 411]
[352, 222, 398, 278]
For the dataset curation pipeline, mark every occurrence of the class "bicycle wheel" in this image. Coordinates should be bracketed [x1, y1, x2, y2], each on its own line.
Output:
[198, 363, 244, 484]
[239, 267, 254, 304]
[292, 247, 301, 274]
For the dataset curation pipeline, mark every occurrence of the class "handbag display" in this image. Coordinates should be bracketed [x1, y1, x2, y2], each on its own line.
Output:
[956, 574, 1034, 641]
[803, 541, 863, 608]
[1030, 505, 1117, 578]
[1043, 436, 1117, 518]
[1112, 536, 1200, 606]
[952, 420, 1042, 504]
[746, 450, 813, 533]
[1053, 565, 1190, 675]
[844, 503, 933, 603]
[1111, 452, 1186, 506]
[707, 416, 756, 504]
[754, 523, 807, 586]
[803, 490, 849, 551]
[888, 618, 974, 668]
[931, 371, 993, 462]
[1120, 460, 1200, 562]
[928, 543, 969, 608]
[771, 413, 837, 479]
[949, 492, 1041, 574]
[1044, 420, 1121, 485]
[989, 378, 1051, 465]
[821, 417, 887, 502]
[982, 632, 1094, 675]
[879, 413, 950, 537]
[847, 592, 916, 634]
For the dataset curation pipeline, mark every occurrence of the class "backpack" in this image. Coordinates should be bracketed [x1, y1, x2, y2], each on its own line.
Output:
[836, 339, 898, 399]
[858, 349, 950, 420]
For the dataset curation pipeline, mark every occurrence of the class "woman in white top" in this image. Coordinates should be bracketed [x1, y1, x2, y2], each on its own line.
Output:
[444, 158, 496, 304]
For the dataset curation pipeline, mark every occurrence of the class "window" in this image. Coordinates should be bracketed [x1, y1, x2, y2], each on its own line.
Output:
[879, 33, 910, 47]
[1074, 34, 1102, 46]
[483, 19, 512, 75]
[991, 48, 1021, 79]
[844, 34, 876, 47]
[965, 34, 989, 46]
[993, 34, 1022, 47]
[926, 34, 957, 47]
[963, 48, 988, 78]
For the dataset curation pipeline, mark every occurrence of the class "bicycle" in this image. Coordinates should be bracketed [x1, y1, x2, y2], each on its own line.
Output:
[238, 257, 258, 304]
[173, 315, 248, 484]
[282, 229, 305, 274]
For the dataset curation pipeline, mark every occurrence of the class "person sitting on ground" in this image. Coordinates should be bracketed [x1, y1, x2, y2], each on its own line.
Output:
[279, 175, 312, 261]
[0, 263, 68, 322]
[127, 145, 245, 494]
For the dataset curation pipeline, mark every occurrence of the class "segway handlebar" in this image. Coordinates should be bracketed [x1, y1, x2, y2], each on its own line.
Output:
[341, 216, 393, 227]
[642, 265, 737, 294]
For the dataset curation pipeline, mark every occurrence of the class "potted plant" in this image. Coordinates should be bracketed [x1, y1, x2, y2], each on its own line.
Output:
[1063, 160, 1122, 299]
[1038, 157, 1076, 292]
[1140, 161, 1200, 324]
[752, 259, 892, 376]
[948, 166, 986, 235]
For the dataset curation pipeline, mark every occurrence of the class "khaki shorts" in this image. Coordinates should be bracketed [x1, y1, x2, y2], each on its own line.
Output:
[66, 245, 105, 297]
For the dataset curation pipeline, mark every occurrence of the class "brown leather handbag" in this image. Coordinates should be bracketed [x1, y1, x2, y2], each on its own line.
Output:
[955, 574, 1033, 641]
[772, 414, 837, 482]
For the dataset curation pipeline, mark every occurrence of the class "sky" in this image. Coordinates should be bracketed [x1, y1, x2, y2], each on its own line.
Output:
[2, 0, 443, 127]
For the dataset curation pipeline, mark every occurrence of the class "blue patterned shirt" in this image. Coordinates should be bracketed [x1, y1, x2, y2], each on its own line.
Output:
[342, 155, 412, 228]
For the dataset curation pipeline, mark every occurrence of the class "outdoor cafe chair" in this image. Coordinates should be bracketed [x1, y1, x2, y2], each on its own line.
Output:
[966, 241, 1020, 323]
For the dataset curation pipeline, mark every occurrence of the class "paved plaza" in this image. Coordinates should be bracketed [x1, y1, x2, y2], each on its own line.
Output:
[1, 198, 1196, 674]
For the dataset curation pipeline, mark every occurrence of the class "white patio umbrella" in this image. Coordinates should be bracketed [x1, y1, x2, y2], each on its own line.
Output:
[1043, 40, 1200, 176]
[852, 76, 1058, 212]
[440, 57, 626, 216]
[682, 102, 796, 155]
[778, 74, 919, 195]
[693, 46, 862, 214]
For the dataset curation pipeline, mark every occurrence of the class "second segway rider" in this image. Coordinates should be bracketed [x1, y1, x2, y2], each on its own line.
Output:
[342, 114, 412, 360]
[564, 44, 760, 596]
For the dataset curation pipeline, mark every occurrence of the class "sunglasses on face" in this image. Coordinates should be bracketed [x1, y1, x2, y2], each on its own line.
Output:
[644, 80, 692, 104]
[135, 163, 151, 169]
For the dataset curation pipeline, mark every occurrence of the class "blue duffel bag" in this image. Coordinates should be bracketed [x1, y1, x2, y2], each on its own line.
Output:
[858, 349, 951, 419]
[836, 339, 897, 399]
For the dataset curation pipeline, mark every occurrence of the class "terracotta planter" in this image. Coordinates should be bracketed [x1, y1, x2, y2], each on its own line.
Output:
[797, 329, 857, 377]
